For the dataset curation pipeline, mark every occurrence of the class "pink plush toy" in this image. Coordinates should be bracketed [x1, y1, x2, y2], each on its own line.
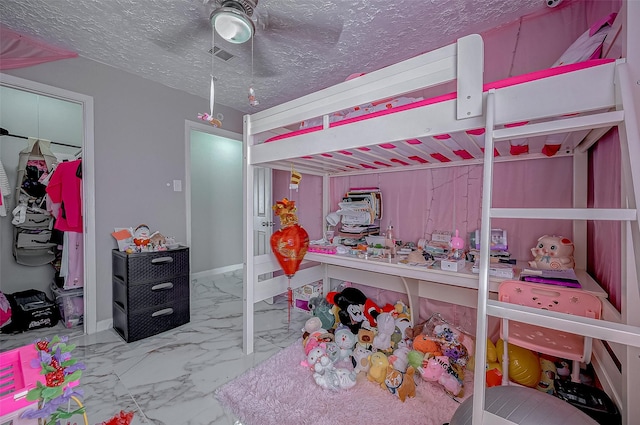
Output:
[419, 356, 463, 396]
[529, 235, 575, 270]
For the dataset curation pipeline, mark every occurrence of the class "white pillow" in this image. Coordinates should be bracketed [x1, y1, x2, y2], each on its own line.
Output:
[552, 12, 617, 67]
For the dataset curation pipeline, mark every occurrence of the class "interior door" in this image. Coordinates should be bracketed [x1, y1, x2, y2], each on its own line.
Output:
[252, 166, 274, 302]
[252, 166, 273, 255]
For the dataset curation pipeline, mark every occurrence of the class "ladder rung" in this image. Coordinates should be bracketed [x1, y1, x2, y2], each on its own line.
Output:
[490, 208, 637, 221]
[493, 110, 624, 141]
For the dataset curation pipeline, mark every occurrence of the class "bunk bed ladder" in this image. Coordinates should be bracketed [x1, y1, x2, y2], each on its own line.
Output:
[472, 60, 640, 424]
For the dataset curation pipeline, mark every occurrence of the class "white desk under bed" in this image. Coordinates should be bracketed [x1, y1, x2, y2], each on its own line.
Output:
[305, 252, 607, 322]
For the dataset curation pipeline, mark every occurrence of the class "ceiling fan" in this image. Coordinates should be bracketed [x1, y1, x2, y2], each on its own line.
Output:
[210, 0, 258, 44]
[154, 0, 343, 78]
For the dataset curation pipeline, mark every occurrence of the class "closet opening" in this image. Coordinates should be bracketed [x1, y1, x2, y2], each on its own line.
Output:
[0, 74, 96, 337]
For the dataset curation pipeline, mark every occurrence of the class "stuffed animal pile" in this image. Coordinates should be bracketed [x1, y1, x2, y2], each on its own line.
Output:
[300, 285, 475, 402]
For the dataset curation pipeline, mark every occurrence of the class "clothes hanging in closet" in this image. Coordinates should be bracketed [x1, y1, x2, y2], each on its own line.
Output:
[0, 159, 10, 216]
[46, 159, 82, 233]
[46, 158, 84, 288]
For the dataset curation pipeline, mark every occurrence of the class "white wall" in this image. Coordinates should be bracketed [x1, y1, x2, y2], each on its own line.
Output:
[3, 56, 243, 324]
[0, 86, 82, 295]
[190, 130, 242, 273]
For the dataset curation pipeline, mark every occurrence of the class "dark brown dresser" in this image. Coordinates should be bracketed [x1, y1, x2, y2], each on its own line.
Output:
[112, 247, 190, 342]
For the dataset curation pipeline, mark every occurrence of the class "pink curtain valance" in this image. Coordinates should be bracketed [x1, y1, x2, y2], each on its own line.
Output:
[0, 26, 77, 70]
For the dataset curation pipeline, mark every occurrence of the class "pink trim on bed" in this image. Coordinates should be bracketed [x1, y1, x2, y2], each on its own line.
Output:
[589, 12, 617, 37]
[265, 125, 323, 143]
[407, 139, 422, 145]
[466, 128, 485, 136]
[504, 121, 529, 128]
[379, 143, 397, 149]
[542, 144, 562, 157]
[433, 134, 451, 140]
[510, 144, 529, 155]
[263, 59, 616, 147]
[454, 149, 474, 160]
[408, 155, 428, 164]
[321, 153, 333, 157]
[391, 158, 410, 166]
[361, 164, 376, 169]
[358, 147, 371, 151]
[431, 153, 451, 163]
[338, 150, 353, 155]
[374, 161, 392, 167]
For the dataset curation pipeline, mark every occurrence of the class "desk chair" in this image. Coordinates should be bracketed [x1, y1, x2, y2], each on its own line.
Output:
[498, 279, 602, 383]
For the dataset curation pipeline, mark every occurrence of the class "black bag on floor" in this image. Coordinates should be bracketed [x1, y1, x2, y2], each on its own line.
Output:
[1, 289, 59, 333]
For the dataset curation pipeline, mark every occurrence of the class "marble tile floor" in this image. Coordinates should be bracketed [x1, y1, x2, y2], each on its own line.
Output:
[1, 270, 310, 425]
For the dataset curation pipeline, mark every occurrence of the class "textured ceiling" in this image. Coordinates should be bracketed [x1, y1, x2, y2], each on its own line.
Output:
[0, 0, 547, 114]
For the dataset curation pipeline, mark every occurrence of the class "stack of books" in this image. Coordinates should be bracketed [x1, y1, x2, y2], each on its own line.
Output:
[471, 259, 516, 279]
[519, 268, 581, 288]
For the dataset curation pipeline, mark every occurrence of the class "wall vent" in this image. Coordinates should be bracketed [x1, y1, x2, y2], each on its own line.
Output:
[209, 46, 235, 62]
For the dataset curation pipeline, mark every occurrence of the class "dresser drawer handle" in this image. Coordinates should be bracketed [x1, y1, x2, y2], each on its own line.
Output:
[151, 256, 174, 264]
[152, 308, 174, 317]
[151, 282, 174, 291]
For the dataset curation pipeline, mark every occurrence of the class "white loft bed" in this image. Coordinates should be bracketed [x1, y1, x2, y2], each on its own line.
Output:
[242, 20, 640, 425]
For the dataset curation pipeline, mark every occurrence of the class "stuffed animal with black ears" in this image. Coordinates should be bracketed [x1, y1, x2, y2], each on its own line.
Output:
[327, 287, 392, 334]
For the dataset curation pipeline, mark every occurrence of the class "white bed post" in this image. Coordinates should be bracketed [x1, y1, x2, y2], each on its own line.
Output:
[619, 1, 640, 420]
[472, 89, 497, 424]
[572, 150, 588, 270]
[243, 114, 255, 355]
[617, 63, 640, 425]
[322, 174, 331, 294]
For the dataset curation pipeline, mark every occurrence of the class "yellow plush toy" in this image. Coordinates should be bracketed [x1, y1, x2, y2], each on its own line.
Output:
[367, 352, 389, 384]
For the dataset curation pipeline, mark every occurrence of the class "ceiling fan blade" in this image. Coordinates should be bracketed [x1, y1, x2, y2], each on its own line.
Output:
[255, 9, 343, 48]
[151, 18, 211, 53]
[149, 3, 213, 53]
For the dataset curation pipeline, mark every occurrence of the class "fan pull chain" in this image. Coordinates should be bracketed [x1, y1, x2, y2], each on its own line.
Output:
[210, 28, 216, 117]
[248, 36, 259, 106]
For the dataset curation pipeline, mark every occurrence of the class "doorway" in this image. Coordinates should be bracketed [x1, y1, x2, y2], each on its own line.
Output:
[185, 120, 244, 281]
[0, 73, 97, 334]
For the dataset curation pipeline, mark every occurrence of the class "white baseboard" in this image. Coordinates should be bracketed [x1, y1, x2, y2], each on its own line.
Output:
[191, 263, 243, 281]
[96, 319, 113, 333]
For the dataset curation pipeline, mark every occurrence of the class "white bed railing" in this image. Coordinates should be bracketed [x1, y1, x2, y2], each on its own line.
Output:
[246, 34, 483, 137]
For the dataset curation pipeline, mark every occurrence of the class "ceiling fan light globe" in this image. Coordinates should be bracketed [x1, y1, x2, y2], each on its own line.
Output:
[211, 8, 254, 44]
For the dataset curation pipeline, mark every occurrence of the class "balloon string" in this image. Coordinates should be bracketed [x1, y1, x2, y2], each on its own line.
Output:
[287, 278, 292, 330]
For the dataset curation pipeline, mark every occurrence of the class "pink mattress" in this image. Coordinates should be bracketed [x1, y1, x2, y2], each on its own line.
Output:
[263, 59, 614, 166]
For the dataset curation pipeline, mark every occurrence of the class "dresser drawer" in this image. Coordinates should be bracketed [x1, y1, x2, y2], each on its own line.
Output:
[112, 248, 189, 284]
[112, 275, 190, 312]
[113, 299, 190, 343]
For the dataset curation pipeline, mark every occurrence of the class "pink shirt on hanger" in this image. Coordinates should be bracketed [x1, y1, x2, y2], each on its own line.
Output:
[46, 159, 83, 233]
